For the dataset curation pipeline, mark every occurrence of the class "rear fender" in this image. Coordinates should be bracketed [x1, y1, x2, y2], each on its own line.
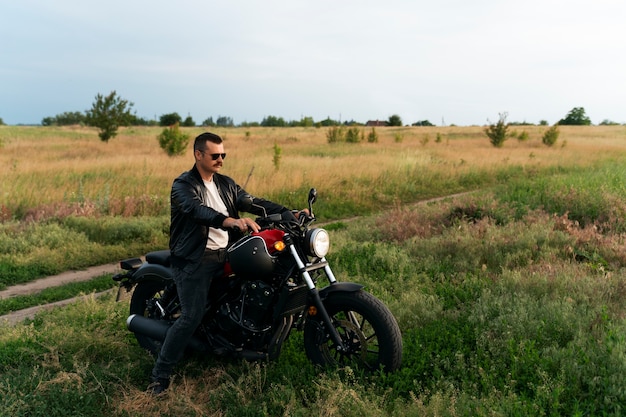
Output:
[131, 263, 173, 285]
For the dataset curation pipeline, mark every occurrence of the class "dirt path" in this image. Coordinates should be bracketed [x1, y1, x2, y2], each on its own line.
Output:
[0, 263, 121, 325]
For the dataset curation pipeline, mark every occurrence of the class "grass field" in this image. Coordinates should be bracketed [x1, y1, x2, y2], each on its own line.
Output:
[2, 125, 626, 415]
[1, 124, 624, 220]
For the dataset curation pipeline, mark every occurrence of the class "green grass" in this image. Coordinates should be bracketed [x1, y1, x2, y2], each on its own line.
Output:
[3, 162, 626, 415]
[2, 127, 626, 415]
[0, 216, 168, 288]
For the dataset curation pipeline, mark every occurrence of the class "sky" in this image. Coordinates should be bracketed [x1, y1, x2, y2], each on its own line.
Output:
[1, 0, 625, 126]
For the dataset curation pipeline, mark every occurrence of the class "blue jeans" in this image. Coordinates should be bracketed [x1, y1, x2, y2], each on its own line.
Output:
[151, 250, 225, 381]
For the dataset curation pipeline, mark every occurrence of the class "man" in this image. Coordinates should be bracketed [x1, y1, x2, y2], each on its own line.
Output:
[148, 132, 293, 395]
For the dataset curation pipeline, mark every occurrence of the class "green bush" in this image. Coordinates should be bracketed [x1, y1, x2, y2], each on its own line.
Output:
[542, 125, 560, 147]
[345, 127, 361, 143]
[273, 142, 282, 170]
[326, 126, 345, 143]
[157, 122, 190, 156]
[367, 127, 378, 143]
[485, 112, 509, 148]
[517, 130, 529, 141]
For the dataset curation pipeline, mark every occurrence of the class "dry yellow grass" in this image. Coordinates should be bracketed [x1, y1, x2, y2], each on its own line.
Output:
[1, 125, 625, 218]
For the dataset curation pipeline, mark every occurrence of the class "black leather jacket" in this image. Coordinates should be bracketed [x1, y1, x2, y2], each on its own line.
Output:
[169, 164, 290, 272]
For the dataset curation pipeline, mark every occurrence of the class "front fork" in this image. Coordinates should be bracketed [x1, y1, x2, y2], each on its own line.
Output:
[286, 239, 347, 352]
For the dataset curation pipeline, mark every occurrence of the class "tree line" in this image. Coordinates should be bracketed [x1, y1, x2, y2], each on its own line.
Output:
[2, 91, 620, 135]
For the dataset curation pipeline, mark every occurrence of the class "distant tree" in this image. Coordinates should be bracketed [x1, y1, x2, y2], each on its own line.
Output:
[484, 112, 509, 148]
[299, 116, 314, 127]
[85, 91, 134, 142]
[261, 115, 286, 127]
[216, 116, 234, 127]
[160, 112, 182, 126]
[239, 121, 260, 127]
[201, 117, 215, 127]
[129, 115, 157, 126]
[42, 111, 86, 126]
[558, 107, 591, 125]
[318, 117, 340, 127]
[388, 114, 403, 126]
[182, 115, 195, 127]
[599, 119, 619, 126]
[56, 111, 86, 125]
[538, 120, 549, 126]
[412, 120, 434, 126]
[0, 117, 4, 126]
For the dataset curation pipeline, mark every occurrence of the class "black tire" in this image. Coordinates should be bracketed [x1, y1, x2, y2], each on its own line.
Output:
[303, 290, 403, 372]
[129, 280, 168, 356]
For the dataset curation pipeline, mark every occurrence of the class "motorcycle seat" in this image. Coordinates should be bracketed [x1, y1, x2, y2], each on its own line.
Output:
[146, 250, 171, 266]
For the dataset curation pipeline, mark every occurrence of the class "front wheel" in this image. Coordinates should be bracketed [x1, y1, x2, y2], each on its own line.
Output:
[303, 290, 403, 372]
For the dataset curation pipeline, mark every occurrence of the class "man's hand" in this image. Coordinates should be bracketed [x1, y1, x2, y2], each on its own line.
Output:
[223, 217, 260, 233]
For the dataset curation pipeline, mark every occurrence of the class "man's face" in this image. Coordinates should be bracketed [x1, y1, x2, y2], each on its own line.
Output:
[195, 141, 226, 179]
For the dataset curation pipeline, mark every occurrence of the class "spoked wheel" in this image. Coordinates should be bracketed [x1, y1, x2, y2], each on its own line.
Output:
[129, 281, 173, 356]
[303, 290, 403, 372]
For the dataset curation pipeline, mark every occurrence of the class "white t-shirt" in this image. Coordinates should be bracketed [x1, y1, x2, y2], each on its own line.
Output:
[203, 178, 229, 250]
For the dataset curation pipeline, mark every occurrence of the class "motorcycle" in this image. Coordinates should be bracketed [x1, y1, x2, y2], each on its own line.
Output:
[113, 188, 402, 372]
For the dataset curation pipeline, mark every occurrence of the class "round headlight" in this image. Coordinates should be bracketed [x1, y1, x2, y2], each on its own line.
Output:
[306, 228, 330, 258]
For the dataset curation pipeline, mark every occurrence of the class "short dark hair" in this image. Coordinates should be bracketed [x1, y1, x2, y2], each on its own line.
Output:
[194, 132, 223, 151]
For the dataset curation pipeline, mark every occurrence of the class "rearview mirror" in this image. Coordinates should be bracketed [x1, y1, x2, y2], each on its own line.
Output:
[236, 193, 254, 212]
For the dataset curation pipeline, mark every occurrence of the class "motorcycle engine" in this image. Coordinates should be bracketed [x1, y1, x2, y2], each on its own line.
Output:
[216, 280, 275, 347]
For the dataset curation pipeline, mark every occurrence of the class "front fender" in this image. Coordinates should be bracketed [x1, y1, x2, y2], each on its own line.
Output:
[318, 282, 364, 300]
[131, 263, 173, 285]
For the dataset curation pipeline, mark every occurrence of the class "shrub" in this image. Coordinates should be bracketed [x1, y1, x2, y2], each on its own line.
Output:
[273, 142, 282, 170]
[367, 127, 378, 143]
[326, 126, 345, 143]
[485, 112, 509, 148]
[345, 127, 361, 143]
[542, 125, 560, 147]
[517, 130, 529, 141]
[157, 123, 190, 156]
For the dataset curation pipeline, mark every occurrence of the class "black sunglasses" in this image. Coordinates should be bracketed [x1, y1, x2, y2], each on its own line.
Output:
[200, 151, 226, 160]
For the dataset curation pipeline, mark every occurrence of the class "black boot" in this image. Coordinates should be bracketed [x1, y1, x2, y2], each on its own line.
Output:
[146, 377, 170, 395]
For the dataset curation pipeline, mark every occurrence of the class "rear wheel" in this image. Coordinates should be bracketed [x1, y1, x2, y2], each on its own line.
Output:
[129, 281, 171, 355]
[303, 290, 403, 372]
